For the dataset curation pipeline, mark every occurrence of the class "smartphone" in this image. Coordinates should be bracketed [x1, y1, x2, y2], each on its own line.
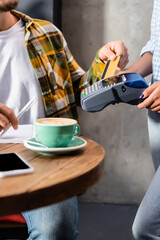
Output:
[0, 153, 34, 178]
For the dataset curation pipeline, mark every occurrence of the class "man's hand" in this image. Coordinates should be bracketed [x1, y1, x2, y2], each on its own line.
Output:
[0, 103, 19, 131]
[138, 82, 160, 113]
[98, 41, 129, 71]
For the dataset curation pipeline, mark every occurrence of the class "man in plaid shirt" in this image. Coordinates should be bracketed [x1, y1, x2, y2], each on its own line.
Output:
[0, 0, 129, 239]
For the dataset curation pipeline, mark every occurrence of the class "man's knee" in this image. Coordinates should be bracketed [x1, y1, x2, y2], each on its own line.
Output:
[42, 197, 79, 240]
[23, 197, 79, 240]
[39, 219, 78, 240]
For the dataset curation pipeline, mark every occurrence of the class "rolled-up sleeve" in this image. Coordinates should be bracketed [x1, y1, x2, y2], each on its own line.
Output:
[141, 0, 158, 56]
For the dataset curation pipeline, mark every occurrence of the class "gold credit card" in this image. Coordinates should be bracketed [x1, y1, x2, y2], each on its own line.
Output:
[102, 56, 120, 79]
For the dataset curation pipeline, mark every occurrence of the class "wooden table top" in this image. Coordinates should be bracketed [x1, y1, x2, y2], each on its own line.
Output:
[0, 137, 105, 217]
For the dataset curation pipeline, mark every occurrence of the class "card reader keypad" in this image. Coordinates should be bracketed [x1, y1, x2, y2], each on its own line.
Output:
[84, 82, 103, 95]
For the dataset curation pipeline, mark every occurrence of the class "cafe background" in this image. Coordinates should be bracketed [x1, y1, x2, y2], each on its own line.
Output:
[18, 0, 154, 204]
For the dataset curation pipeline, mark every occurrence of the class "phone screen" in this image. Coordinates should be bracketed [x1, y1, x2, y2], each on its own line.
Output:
[0, 153, 34, 177]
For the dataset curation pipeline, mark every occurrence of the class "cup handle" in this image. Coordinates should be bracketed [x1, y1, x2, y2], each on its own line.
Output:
[74, 124, 80, 135]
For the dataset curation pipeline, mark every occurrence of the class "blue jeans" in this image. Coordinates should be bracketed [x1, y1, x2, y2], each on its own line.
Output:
[132, 110, 160, 239]
[22, 197, 78, 240]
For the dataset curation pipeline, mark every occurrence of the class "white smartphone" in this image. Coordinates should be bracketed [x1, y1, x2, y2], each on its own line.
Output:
[0, 153, 34, 178]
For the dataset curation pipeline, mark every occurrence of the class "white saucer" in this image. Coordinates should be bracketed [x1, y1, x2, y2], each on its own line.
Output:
[24, 136, 87, 155]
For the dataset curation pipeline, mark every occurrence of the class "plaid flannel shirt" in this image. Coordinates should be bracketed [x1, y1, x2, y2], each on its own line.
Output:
[12, 10, 105, 121]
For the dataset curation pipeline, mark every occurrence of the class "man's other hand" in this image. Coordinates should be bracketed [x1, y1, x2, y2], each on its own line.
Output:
[0, 103, 19, 131]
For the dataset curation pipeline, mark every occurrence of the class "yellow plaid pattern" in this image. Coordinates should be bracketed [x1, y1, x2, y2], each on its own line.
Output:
[12, 10, 105, 121]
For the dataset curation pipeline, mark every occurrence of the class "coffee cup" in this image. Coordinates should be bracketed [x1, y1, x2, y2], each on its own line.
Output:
[34, 118, 80, 148]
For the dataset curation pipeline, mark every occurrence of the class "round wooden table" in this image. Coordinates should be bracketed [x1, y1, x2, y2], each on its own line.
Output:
[0, 137, 105, 217]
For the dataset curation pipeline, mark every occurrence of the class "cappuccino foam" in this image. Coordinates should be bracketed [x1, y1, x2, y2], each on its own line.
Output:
[36, 118, 76, 125]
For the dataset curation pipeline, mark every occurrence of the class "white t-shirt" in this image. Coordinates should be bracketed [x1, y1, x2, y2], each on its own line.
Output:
[0, 19, 45, 124]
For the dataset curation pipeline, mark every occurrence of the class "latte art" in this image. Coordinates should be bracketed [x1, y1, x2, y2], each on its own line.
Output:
[36, 118, 76, 125]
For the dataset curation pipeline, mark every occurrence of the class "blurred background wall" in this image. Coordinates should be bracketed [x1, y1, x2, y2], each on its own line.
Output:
[17, 0, 154, 204]
[17, 0, 53, 22]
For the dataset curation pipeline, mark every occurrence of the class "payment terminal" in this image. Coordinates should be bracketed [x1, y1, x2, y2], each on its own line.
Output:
[81, 73, 148, 112]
